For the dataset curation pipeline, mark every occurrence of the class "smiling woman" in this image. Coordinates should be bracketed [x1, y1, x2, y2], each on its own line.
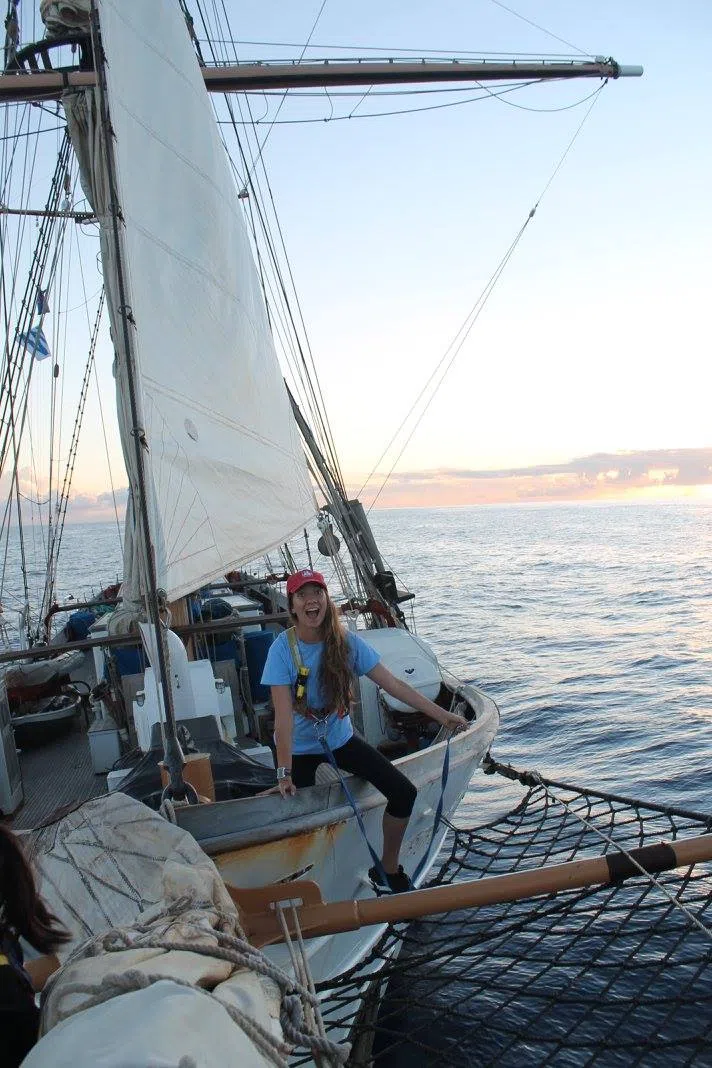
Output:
[260, 568, 468, 892]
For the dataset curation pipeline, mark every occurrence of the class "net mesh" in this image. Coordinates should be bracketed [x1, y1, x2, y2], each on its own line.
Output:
[300, 758, 712, 1067]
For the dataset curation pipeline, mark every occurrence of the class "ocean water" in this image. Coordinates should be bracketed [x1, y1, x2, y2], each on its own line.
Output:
[3, 499, 710, 816]
[3, 501, 711, 1063]
[369, 500, 712, 817]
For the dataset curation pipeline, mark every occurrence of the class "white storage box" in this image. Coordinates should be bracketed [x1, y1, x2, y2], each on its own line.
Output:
[88, 716, 123, 773]
[356, 628, 442, 746]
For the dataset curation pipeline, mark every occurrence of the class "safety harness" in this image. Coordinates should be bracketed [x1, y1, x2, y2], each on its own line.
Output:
[286, 628, 391, 887]
[285, 627, 455, 893]
[287, 626, 314, 710]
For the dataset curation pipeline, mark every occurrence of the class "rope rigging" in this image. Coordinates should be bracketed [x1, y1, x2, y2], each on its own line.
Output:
[38, 289, 106, 638]
[0, 119, 75, 635]
[219, 78, 607, 125]
[359, 82, 606, 512]
[0, 142, 80, 638]
[197, 39, 599, 60]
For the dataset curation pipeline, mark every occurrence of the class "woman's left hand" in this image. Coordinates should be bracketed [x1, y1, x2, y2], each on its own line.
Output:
[444, 712, 468, 732]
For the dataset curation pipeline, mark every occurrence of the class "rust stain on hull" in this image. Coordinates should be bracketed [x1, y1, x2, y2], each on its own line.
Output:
[215, 820, 347, 889]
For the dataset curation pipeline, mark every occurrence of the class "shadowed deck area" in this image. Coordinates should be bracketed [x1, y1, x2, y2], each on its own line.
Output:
[10, 725, 107, 830]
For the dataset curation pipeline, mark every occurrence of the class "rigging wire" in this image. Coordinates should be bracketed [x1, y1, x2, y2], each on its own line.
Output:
[360, 82, 607, 511]
[197, 38, 595, 60]
[217, 78, 610, 126]
[240, 0, 330, 187]
[0, 132, 73, 630]
[84, 275, 123, 545]
[218, 10, 348, 496]
[0, 122, 65, 142]
[488, 0, 588, 57]
[231, 84, 581, 98]
[220, 79, 603, 124]
[40, 290, 107, 631]
[38, 186, 113, 626]
[0, 105, 51, 625]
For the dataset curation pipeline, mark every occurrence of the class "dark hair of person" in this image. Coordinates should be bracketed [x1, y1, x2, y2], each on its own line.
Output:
[289, 591, 352, 713]
[0, 822, 70, 953]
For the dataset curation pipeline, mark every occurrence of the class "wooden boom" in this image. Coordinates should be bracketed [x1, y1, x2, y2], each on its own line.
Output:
[0, 57, 643, 104]
[229, 832, 712, 947]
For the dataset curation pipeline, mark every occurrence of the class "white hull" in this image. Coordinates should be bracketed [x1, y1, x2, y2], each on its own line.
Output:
[177, 684, 499, 983]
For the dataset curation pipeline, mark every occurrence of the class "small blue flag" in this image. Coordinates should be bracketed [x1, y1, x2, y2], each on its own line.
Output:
[18, 325, 51, 360]
[35, 287, 50, 315]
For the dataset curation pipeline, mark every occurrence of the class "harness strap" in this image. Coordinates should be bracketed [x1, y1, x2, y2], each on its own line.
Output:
[287, 627, 311, 706]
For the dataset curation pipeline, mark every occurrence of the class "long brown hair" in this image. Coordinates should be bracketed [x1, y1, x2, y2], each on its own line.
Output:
[289, 593, 353, 714]
[0, 822, 70, 953]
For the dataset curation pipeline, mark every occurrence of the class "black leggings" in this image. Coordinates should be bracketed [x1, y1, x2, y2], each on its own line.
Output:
[291, 733, 417, 819]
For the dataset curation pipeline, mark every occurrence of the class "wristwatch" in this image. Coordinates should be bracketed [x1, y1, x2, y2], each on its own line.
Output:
[276, 766, 292, 780]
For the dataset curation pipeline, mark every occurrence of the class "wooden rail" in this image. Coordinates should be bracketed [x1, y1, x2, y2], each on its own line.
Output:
[0, 612, 289, 665]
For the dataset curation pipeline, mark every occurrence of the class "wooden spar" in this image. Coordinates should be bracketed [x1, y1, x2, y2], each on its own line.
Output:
[230, 832, 712, 947]
[0, 610, 289, 665]
[0, 57, 643, 104]
[0, 68, 95, 101]
[0, 206, 95, 221]
[200, 57, 642, 91]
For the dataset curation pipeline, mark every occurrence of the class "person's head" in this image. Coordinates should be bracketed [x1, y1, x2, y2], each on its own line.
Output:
[287, 569, 329, 635]
[0, 822, 69, 953]
[286, 569, 352, 712]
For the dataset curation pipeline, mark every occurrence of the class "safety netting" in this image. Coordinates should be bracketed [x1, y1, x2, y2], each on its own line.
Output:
[298, 758, 712, 1067]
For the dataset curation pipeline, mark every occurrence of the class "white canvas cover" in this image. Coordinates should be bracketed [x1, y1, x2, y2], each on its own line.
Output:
[87, 0, 315, 602]
[24, 793, 285, 1067]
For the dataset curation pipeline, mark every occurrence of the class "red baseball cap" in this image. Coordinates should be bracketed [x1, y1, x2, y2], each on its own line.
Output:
[286, 569, 328, 596]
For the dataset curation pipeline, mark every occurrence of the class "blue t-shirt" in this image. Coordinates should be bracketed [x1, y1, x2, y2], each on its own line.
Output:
[261, 629, 380, 754]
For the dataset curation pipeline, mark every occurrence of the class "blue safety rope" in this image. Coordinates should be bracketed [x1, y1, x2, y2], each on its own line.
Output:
[319, 728, 451, 893]
[318, 731, 392, 890]
[411, 735, 451, 884]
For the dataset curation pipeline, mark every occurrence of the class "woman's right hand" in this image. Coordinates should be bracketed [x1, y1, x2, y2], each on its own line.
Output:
[278, 775, 297, 798]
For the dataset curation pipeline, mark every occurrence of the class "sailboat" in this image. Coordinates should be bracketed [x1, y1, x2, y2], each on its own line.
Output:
[0, 0, 644, 1061]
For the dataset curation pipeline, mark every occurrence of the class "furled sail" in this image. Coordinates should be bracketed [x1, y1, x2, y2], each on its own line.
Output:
[62, 0, 315, 604]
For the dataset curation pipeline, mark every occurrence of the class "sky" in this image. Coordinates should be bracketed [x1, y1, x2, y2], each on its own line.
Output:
[8, 0, 712, 519]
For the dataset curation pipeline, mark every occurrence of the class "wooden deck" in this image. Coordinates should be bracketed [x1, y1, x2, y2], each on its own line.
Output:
[10, 724, 107, 830]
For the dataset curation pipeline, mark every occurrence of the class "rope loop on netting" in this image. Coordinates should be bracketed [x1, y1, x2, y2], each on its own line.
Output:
[482, 755, 712, 942]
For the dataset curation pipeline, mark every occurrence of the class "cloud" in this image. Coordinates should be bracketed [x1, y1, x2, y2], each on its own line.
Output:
[355, 448, 712, 508]
[66, 487, 128, 523]
[6, 445, 712, 521]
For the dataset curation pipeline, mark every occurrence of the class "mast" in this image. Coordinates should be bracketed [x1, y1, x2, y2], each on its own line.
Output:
[87, 7, 187, 800]
[0, 56, 643, 104]
[288, 388, 408, 621]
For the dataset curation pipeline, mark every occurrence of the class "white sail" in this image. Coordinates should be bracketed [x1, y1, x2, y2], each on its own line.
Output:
[66, 0, 315, 603]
